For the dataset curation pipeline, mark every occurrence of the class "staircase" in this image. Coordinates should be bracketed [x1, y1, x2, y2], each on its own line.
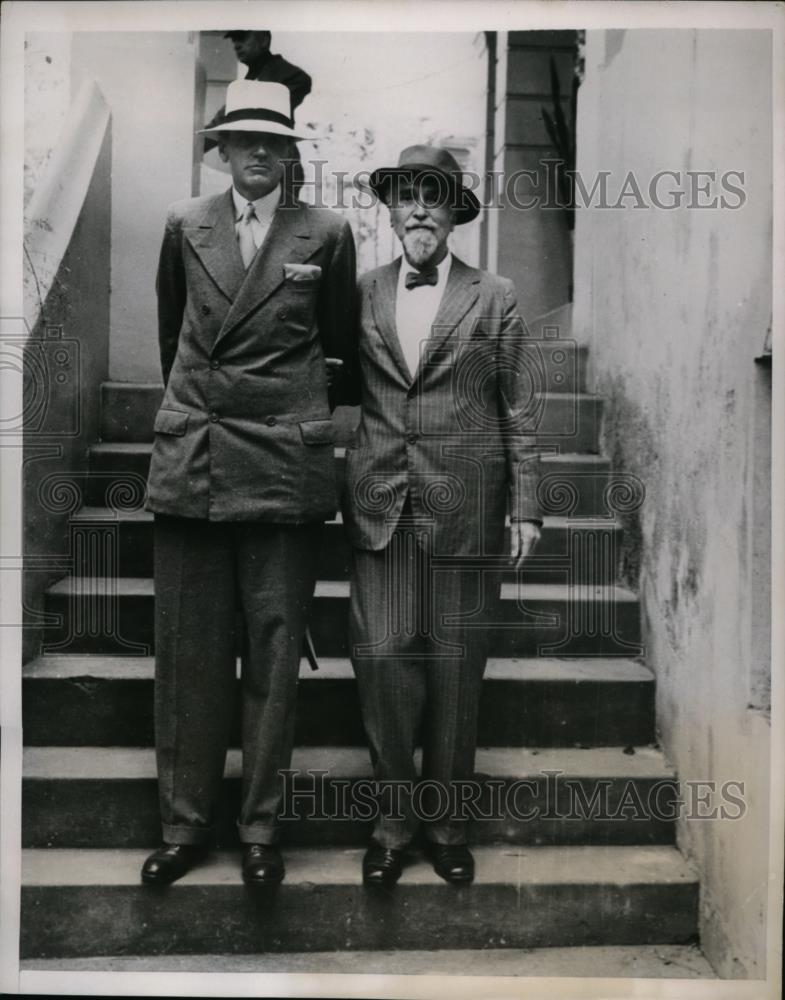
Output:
[21, 336, 701, 964]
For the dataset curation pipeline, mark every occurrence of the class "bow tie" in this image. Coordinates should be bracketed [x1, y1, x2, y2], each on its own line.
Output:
[405, 268, 439, 290]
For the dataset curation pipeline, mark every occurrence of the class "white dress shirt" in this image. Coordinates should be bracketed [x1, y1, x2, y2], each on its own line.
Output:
[395, 252, 453, 380]
[232, 184, 281, 257]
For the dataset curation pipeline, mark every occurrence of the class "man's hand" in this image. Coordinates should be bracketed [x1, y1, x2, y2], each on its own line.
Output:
[510, 520, 541, 571]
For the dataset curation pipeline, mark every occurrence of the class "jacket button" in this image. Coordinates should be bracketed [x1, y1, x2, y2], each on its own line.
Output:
[201, 304, 211, 315]
[407, 433, 419, 444]
[265, 416, 277, 426]
[209, 411, 220, 423]
[277, 307, 288, 320]
[209, 360, 220, 370]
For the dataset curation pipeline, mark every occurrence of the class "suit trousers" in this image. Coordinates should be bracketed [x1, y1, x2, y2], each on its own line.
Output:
[153, 514, 321, 846]
[349, 501, 500, 849]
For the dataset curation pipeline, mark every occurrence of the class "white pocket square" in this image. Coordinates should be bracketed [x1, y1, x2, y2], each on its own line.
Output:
[283, 263, 322, 282]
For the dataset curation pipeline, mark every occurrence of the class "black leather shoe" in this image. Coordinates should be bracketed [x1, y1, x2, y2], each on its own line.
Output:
[141, 844, 208, 885]
[426, 842, 474, 884]
[362, 841, 404, 888]
[242, 844, 285, 886]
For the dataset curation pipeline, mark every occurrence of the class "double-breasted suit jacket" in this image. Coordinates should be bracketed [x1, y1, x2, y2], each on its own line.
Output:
[343, 255, 541, 557]
[147, 189, 356, 523]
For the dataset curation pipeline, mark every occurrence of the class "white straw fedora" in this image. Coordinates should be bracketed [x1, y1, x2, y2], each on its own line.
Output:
[198, 80, 303, 140]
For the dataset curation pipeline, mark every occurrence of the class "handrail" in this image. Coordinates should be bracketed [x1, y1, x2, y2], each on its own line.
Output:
[23, 80, 110, 329]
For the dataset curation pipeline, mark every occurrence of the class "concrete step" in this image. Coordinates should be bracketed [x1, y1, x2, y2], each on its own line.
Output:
[83, 442, 152, 508]
[22, 745, 676, 848]
[85, 444, 617, 516]
[21, 845, 699, 958]
[22, 655, 655, 748]
[41, 579, 642, 658]
[100, 382, 161, 444]
[70, 508, 624, 584]
[99, 353, 590, 442]
[20, 943, 717, 977]
[534, 393, 601, 452]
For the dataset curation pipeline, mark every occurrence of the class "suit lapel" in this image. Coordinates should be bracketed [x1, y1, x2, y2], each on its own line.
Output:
[415, 256, 481, 377]
[216, 200, 318, 345]
[184, 190, 245, 303]
[369, 259, 411, 385]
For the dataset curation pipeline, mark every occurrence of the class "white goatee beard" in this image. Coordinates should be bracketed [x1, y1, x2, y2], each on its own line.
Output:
[402, 230, 440, 269]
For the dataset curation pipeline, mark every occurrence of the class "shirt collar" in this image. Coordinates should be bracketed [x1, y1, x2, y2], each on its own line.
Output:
[232, 184, 282, 224]
[398, 251, 453, 289]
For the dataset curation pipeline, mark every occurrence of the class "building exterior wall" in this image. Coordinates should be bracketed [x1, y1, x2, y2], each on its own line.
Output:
[572, 28, 772, 977]
[24, 32, 73, 207]
[70, 32, 199, 382]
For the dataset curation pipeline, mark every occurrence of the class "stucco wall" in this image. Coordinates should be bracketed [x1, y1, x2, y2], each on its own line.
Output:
[24, 33, 72, 207]
[573, 29, 772, 977]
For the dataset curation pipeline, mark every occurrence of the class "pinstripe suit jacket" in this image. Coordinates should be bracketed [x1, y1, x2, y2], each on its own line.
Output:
[343, 255, 542, 554]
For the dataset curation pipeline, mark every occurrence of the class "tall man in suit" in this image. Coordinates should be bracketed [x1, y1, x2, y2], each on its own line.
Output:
[344, 146, 542, 887]
[141, 81, 356, 886]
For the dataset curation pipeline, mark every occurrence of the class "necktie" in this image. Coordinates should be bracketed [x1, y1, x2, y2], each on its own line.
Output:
[405, 268, 439, 290]
[237, 202, 259, 269]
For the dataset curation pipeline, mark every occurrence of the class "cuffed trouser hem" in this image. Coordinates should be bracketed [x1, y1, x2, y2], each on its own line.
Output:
[371, 824, 414, 852]
[424, 824, 469, 847]
[162, 823, 214, 846]
[237, 823, 278, 846]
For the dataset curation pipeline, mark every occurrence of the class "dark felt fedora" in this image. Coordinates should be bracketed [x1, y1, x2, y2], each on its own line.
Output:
[369, 144, 480, 224]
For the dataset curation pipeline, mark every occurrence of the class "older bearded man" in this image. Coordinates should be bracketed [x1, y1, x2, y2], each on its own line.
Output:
[344, 145, 542, 888]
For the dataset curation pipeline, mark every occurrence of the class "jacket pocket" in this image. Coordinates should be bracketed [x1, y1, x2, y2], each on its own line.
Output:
[283, 263, 322, 283]
[154, 408, 189, 436]
[299, 419, 334, 445]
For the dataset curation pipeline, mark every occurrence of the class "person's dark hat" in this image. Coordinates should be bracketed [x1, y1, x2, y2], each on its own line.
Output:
[369, 144, 480, 224]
